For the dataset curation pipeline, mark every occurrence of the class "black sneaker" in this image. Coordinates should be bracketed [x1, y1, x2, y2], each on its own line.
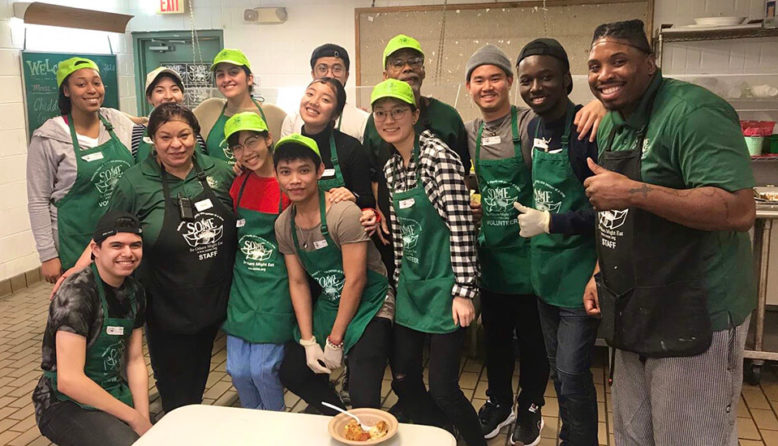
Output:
[510, 403, 543, 446]
[478, 399, 516, 439]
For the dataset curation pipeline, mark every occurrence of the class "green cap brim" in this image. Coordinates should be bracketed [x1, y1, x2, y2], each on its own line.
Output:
[221, 112, 269, 147]
[275, 134, 321, 158]
[56, 57, 100, 87]
[383, 34, 424, 68]
[370, 79, 416, 106]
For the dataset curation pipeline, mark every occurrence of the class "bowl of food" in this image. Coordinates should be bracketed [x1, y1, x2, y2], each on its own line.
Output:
[328, 408, 398, 445]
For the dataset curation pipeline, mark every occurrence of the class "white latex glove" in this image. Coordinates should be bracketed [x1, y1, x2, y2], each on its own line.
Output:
[299, 337, 331, 374]
[513, 202, 551, 238]
[322, 339, 344, 369]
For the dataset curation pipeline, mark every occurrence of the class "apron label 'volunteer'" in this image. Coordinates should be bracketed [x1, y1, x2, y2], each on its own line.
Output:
[482, 180, 520, 227]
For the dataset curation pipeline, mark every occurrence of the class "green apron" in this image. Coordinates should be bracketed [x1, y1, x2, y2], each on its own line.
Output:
[205, 100, 268, 164]
[474, 106, 533, 294]
[44, 264, 137, 408]
[530, 102, 597, 308]
[290, 190, 387, 352]
[55, 114, 133, 269]
[222, 174, 294, 344]
[393, 139, 458, 334]
[317, 132, 345, 191]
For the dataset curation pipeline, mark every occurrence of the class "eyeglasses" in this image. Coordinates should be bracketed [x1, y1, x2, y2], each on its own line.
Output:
[229, 136, 263, 152]
[373, 107, 411, 122]
[387, 56, 424, 70]
[314, 63, 346, 77]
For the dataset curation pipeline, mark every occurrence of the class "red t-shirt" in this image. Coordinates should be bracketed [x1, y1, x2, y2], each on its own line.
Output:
[230, 172, 291, 214]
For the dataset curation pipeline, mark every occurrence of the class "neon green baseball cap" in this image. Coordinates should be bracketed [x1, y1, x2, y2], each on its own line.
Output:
[222, 112, 269, 147]
[370, 79, 415, 106]
[383, 34, 424, 68]
[56, 57, 99, 87]
[274, 134, 321, 158]
[210, 48, 251, 71]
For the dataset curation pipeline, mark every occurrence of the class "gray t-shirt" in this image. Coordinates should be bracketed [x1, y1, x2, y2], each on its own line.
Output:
[275, 200, 393, 319]
[465, 106, 535, 168]
[275, 200, 386, 277]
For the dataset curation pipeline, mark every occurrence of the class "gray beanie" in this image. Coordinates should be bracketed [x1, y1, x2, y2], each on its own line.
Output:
[465, 44, 513, 81]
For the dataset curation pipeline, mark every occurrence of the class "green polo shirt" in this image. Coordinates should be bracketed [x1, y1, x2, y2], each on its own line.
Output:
[597, 71, 755, 331]
[108, 151, 235, 247]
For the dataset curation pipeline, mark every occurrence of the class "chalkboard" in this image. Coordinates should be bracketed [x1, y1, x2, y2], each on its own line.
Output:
[21, 52, 119, 139]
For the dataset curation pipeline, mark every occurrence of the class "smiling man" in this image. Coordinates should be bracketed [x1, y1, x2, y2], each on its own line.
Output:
[582, 19, 756, 446]
[34, 212, 149, 446]
[515, 38, 600, 446]
[463, 43, 549, 446]
[272, 134, 392, 416]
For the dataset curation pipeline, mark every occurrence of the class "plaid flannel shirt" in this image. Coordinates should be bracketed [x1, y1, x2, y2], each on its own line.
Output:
[384, 130, 478, 299]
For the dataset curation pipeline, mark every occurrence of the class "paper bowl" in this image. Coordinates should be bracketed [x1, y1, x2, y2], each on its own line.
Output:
[328, 408, 399, 445]
[693, 16, 746, 26]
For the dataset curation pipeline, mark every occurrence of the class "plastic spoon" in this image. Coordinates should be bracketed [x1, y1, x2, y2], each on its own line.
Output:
[322, 402, 372, 430]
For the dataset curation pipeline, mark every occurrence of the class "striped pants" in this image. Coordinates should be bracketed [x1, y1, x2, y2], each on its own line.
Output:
[612, 316, 749, 446]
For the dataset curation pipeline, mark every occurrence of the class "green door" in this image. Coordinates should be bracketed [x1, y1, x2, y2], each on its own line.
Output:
[133, 30, 223, 115]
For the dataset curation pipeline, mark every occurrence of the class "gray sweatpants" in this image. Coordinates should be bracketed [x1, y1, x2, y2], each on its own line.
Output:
[612, 316, 749, 446]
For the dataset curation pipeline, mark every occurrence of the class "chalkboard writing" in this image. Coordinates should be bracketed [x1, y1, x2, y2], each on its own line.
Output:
[22, 52, 119, 139]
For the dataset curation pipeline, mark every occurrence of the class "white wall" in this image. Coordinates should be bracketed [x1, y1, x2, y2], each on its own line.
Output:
[2, 0, 776, 281]
[0, 0, 134, 281]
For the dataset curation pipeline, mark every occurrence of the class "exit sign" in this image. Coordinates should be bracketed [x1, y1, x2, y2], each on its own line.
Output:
[158, 0, 185, 14]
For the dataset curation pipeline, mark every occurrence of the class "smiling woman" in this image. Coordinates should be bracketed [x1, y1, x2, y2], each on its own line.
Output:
[26, 56, 135, 282]
[92, 102, 238, 413]
[193, 49, 287, 165]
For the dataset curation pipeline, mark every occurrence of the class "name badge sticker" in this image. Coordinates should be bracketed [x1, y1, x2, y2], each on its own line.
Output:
[106, 326, 124, 336]
[322, 168, 336, 177]
[533, 138, 549, 150]
[236, 218, 246, 228]
[481, 136, 501, 146]
[399, 198, 415, 209]
[82, 152, 104, 162]
[194, 199, 213, 212]
[313, 239, 328, 250]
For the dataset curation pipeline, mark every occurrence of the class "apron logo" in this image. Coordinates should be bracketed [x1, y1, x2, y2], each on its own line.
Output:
[206, 176, 218, 189]
[220, 141, 237, 165]
[598, 209, 629, 250]
[398, 218, 422, 264]
[178, 212, 226, 261]
[101, 340, 126, 372]
[239, 235, 276, 271]
[533, 180, 566, 213]
[312, 269, 345, 301]
[240, 235, 274, 261]
[598, 209, 629, 230]
[91, 160, 131, 207]
[483, 181, 520, 226]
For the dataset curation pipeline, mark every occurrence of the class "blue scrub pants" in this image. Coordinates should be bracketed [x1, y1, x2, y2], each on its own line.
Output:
[226, 335, 285, 411]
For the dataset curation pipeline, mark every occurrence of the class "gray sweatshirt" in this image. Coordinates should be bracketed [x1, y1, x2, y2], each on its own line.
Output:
[26, 108, 133, 262]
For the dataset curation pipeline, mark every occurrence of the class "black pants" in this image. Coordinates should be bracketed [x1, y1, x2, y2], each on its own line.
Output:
[146, 321, 220, 413]
[481, 289, 549, 411]
[280, 317, 391, 414]
[38, 400, 139, 446]
[391, 324, 486, 446]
